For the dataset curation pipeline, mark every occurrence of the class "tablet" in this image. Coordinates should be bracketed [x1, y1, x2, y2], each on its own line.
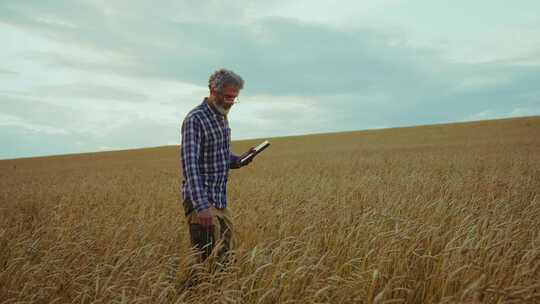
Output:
[240, 140, 270, 164]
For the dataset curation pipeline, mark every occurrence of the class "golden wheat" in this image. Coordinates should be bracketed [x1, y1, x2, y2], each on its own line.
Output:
[1, 116, 539, 303]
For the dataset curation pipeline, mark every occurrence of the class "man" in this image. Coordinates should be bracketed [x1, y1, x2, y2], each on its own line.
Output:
[180, 68, 254, 264]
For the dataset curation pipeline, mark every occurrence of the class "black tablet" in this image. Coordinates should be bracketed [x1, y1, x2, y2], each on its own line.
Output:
[240, 140, 270, 164]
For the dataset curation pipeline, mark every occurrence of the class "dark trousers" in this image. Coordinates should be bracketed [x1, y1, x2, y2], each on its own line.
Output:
[183, 199, 235, 263]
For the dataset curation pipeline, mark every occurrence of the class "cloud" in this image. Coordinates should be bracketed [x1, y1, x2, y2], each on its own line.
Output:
[0, 113, 69, 134]
[0, 94, 80, 132]
[31, 83, 149, 103]
[3, 1, 538, 101]
[1, 0, 539, 159]
[0, 111, 181, 160]
[0, 68, 17, 75]
[228, 94, 326, 138]
[1, 1, 444, 96]
[0, 125, 80, 159]
[466, 106, 540, 122]
[97, 146, 119, 152]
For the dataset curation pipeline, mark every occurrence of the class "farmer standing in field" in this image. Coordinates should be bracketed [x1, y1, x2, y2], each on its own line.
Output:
[180, 68, 254, 265]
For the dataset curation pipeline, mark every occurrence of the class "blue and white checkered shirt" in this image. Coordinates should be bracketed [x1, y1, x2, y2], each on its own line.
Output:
[181, 98, 241, 213]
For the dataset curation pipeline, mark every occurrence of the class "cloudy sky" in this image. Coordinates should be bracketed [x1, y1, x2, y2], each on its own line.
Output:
[1, 1, 539, 159]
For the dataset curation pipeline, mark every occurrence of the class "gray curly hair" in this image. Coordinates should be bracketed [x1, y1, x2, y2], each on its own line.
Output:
[208, 68, 244, 93]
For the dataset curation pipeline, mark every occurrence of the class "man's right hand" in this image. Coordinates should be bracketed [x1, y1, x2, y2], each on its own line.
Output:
[197, 208, 214, 229]
[239, 147, 256, 167]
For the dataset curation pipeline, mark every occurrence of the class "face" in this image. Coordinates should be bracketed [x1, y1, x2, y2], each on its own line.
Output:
[212, 85, 240, 111]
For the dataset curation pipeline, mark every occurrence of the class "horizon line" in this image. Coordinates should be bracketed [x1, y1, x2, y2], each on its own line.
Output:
[1, 115, 538, 161]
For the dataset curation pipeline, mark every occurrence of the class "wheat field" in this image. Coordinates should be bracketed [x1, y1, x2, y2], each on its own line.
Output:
[1, 116, 539, 303]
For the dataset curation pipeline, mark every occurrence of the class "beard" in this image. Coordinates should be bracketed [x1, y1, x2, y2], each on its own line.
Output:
[213, 98, 233, 116]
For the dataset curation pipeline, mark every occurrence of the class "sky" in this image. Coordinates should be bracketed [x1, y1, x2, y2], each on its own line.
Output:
[1, 0, 539, 160]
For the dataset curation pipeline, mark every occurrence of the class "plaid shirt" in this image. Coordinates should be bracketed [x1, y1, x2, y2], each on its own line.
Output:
[181, 98, 241, 213]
